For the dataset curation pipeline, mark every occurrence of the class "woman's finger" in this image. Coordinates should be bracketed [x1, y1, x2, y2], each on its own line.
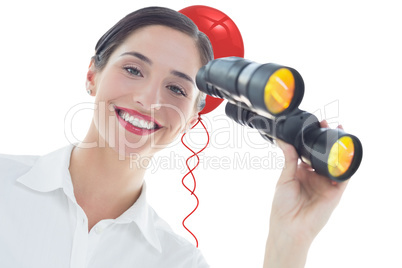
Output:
[320, 119, 329, 128]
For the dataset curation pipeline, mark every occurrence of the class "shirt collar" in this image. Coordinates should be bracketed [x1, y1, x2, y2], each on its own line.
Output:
[16, 144, 162, 253]
[16, 144, 74, 192]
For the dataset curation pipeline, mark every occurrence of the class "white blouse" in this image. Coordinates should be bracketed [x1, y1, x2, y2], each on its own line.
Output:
[0, 145, 209, 268]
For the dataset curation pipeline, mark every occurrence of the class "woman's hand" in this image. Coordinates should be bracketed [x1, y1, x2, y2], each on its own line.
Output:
[263, 120, 349, 268]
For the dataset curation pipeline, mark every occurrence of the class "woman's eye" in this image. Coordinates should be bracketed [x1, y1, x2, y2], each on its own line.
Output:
[124, 67, 143, 77]
[168, 85, 186, 97]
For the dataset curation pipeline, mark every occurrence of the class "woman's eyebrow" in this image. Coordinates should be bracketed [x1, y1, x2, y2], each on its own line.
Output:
[171, 70, 195, 86]
[120, 51, 153, 65]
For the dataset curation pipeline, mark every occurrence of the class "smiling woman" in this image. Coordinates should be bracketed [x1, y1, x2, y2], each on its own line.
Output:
[0, 6, 213, 268]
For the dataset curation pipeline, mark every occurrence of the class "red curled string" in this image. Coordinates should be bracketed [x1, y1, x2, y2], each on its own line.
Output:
[181, 115, 209, 248]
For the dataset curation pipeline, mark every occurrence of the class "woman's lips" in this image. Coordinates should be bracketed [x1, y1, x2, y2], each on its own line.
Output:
[114, 105, 162, 136]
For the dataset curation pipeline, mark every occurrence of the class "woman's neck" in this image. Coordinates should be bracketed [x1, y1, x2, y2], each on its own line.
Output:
[68, 123, 148, 230]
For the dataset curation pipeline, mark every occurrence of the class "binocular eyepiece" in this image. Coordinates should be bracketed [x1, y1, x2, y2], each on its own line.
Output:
[196, 57, 363, 182]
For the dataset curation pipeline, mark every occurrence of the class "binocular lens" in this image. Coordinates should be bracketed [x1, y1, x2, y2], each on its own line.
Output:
[327, 136, 355, 177]
[264, 68, 295, 114]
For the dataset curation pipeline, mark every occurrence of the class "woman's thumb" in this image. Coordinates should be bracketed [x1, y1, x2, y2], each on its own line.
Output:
[276, 139, 299, 186]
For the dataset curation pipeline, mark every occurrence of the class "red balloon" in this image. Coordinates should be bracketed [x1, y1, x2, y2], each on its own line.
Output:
[179, 5, 244, 115]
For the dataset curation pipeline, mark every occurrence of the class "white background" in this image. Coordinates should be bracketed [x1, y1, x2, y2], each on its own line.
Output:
[0, 0, 401, 267]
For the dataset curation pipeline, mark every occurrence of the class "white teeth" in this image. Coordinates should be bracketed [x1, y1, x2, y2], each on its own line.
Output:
[139, 120, 146, 128]
[118, 110, 157, 130]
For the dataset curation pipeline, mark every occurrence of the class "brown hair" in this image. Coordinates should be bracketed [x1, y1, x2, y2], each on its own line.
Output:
[92, 6, 214, 112]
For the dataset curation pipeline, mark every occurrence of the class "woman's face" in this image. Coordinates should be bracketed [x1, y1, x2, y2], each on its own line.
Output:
[87, 25, 202, 157]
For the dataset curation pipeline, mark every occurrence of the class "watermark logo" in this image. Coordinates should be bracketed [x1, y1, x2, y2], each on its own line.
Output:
[63, 99, 341, 170]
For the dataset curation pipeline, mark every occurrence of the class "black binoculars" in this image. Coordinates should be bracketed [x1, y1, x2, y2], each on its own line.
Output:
[196, 57, 362, 182]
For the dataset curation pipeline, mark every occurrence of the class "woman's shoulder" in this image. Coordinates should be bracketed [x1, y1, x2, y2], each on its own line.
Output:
[0, 152, 40, 166]
[0, 153, 40, 182]
[0, 145, 74, 184]
[147, 206, 209, 266]
[0, 152, 39, 170]
[148, 205, 199, 250]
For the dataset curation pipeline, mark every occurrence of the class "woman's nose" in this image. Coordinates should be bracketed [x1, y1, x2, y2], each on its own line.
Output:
[133, 85, 162, 111]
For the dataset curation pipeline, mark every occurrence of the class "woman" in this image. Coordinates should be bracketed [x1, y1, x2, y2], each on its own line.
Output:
[0, 6, 348, 268]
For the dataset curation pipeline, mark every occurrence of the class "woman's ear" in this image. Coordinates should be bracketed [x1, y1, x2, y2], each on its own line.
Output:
[86, 60, 97, 96]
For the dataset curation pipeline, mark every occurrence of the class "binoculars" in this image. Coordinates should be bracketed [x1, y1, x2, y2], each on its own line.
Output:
[196, 57, 362, 182]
